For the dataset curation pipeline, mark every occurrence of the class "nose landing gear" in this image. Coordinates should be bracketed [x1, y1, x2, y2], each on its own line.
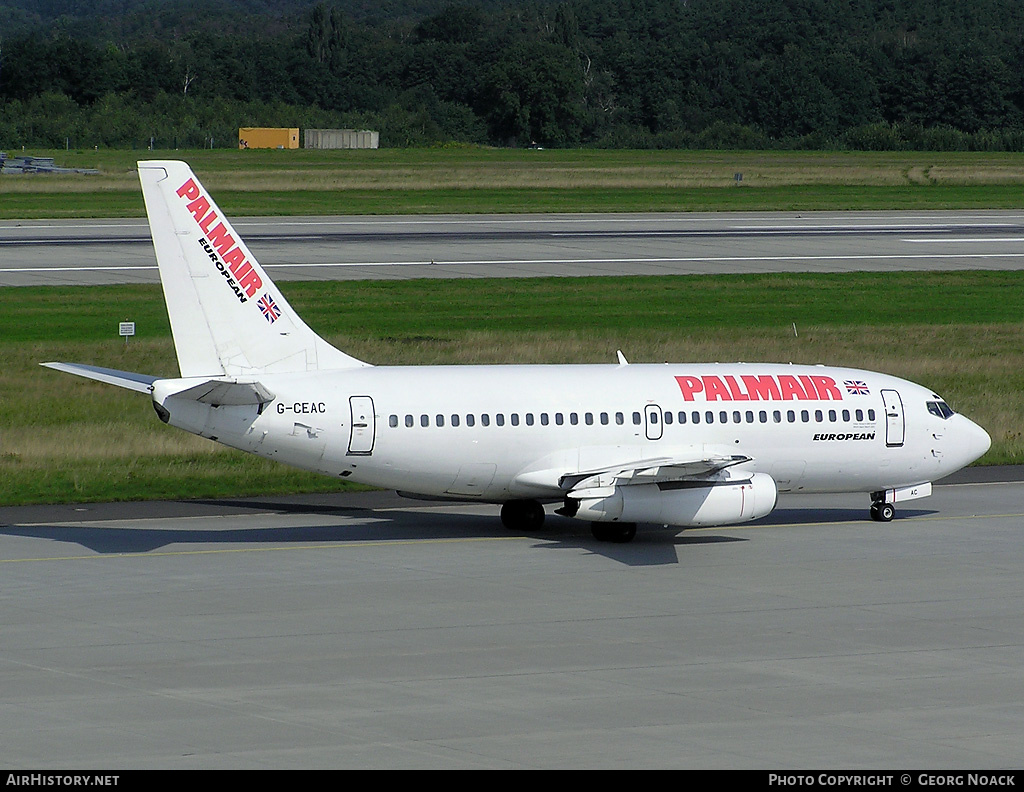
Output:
[870, 500, 895, 522]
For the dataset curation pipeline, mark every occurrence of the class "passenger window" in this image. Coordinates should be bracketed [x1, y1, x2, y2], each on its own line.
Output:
[706, 411, 714, 424]
[525, 413, 534, 426]
[600, 412, 609, 425]
[633, 412, 642, 425]
[570, 412, 578, 425]
[787, 410, 795, 423]
[692, 411, 701, 425]
[389, 415, 398, 428]
[868, 409, 875, 421]
[585, 413, 594, 425]
[616, 412, 625, 425]
[759, 410, 767, 423]
[745, 410, 754, 423]
[773, 410, 781, 423]
[842, 409, 850, 421]
[481, 414, 489, 426]
[664, 411, 673, 425]
[855, 409, 863, 421]
[679, 411, 687, 424]
[540, 413, 549, 426]
[420, 414, 429, 427]
[437, 414, 445, 427]
[815, 410, 823, 422]
[555, 413, 564, 425]
[466, 414, 475, 427]
[733, 411, 741, 423]
[496, 414, 505, 426]
[801, 410, 809, 422]
[511, 413, 519, 426]
[828, 410, 837, 422]
[451, 414, 460, 427]
[405, 414, 414, 427]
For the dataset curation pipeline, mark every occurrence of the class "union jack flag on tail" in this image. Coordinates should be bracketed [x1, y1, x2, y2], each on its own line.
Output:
[258, 293, 281, 323]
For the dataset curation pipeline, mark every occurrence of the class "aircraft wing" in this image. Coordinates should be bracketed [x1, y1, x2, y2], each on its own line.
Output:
[559, 453, 752, 491]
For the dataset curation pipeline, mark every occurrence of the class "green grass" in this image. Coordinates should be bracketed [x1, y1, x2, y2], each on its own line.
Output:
[2, 272, 1022, 506]
[3, 148, 1024, 217]
[5, 184, 1024, 217]
[5, 272, 1022, 344]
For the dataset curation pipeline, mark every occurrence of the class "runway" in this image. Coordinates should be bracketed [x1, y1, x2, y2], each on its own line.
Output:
[4, 210, 1024, 285]
[2, 470, 1022, 768]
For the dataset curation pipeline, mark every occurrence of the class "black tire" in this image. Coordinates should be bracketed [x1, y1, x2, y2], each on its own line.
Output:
[500, 500, 546, 531]
[870, 502, 895, 522]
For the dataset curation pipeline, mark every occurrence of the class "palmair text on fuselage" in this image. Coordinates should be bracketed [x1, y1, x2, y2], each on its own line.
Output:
[43, 161, 992, 543]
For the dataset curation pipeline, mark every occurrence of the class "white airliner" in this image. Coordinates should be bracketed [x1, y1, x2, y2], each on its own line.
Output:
[44, 161, 992, 542]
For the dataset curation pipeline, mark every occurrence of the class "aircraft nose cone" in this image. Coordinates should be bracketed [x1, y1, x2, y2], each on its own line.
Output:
[969, 420, 992, 461]
[959, 417, 991, 465]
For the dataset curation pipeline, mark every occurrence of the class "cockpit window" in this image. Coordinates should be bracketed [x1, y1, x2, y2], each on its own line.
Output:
[926, 400, 955, 419]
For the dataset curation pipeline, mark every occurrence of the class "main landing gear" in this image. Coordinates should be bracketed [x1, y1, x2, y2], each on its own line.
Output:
[869, 500, 895, 522]
[499, 500, 638, 543]
[500, 499, 546, 532]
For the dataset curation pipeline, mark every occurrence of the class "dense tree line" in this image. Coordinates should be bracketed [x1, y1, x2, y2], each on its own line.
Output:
[2, 0, 1024, 150]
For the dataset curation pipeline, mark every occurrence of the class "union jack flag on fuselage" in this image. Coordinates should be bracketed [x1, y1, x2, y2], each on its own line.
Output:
[844, 379, 870, 395]
[258, 293, 281, 323]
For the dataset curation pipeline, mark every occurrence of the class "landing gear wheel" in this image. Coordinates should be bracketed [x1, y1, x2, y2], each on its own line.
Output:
[591, 522, 638, 543]
[870, 502, 895, 522]
[500, 500, 546, 531]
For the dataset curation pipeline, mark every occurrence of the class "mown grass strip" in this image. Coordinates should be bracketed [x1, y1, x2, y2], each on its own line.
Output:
[4, 184, 1024, 219]
[3, 147, 1024, 218]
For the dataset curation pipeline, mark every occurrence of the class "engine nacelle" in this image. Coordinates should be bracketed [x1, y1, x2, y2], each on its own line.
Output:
[567, 472, 777, 527]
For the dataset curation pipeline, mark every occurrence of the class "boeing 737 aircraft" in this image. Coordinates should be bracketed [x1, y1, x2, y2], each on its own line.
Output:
[44, 161, 991, 542]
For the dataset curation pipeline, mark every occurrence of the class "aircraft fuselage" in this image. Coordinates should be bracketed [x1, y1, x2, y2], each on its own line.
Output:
[154, 362, 989, 503]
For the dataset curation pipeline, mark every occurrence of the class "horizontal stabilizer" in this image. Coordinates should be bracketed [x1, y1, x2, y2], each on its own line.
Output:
[41, 362, 157, 394]
[167, 379, 275, 406]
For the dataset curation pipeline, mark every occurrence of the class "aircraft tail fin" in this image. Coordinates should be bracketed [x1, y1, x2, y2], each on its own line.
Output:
[137, 160, 368, 378]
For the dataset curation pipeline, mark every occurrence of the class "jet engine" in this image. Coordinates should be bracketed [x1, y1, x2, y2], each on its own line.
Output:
[563, 472, 777, 527]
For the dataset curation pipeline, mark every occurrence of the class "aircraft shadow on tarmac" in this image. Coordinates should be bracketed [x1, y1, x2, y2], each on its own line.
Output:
[758, 506, 937, 526]
[0, 502, 937, 567]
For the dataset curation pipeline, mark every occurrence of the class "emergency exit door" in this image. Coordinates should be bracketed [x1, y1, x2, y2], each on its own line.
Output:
[645, 404, 664, 440]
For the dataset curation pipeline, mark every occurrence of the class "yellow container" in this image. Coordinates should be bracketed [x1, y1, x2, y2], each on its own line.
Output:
[238, 128, 299, 149]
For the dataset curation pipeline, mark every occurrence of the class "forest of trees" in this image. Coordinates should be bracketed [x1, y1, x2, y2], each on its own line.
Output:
[3, 0, 1024, 150]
